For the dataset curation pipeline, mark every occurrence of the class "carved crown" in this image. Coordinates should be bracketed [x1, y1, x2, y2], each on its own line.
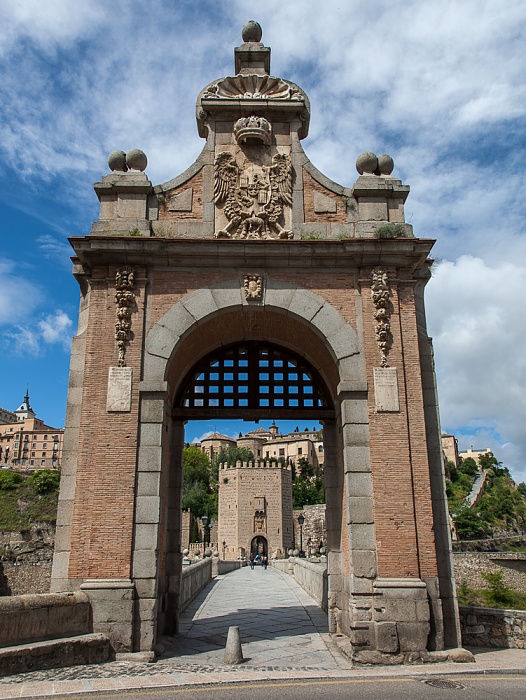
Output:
[234, 116, 272, 145]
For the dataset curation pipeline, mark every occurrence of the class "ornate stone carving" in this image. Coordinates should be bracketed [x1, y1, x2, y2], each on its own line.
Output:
[214, 152, 292, 239]
[254, 512, 267, 533]
[371, 268, 392, 367]
[202, 74, 305, 101]
[244, 274, 263, 300]
[114, 267, 136, 367]
[234, 115, 272, 145]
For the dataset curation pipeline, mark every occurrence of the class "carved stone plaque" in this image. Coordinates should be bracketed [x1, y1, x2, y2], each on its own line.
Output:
[374, 367, 399, 412]
[107, 367, 133, 412]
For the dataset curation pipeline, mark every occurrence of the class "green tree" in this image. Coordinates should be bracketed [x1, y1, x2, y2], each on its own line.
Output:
[453, 505, 490, 539]
[292, 476, 324, 509]
[458, 457, 478, 477]
[182, 446, 216, 518]
[211, 446, 254, 480]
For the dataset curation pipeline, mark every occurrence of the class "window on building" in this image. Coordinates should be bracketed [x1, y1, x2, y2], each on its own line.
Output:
[298, 447, 302, 455]
[42, 452, 46, 457]
[14, 442, 18, 448]
[30, 460, 34, 465]
[41, 460, 46, 466]
[31, 452, 35, 457]
[44, 435, 48, 440]
[43, 443, 47, 448]
[32, 443, 36, 448]
[279, 449, 285, 456]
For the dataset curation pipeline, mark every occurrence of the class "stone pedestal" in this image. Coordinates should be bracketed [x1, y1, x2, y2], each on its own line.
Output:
[80, 579, 135, 652]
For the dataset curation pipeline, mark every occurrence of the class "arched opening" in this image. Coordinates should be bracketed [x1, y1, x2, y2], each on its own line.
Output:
[138, 295, 365, 646]
[251, 536, 268, 558]
[174, 341, 333, 419]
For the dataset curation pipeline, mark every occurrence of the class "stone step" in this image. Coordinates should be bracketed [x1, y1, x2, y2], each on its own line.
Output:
[0, 633, 112, 677]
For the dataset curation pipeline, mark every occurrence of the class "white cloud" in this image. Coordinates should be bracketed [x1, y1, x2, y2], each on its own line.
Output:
[0, 261, 43, 325]
[3, 310, 73, 356]
[38, 310, 73, 350]
[426, 257, 526, 481]
[37, 235, 73, 265]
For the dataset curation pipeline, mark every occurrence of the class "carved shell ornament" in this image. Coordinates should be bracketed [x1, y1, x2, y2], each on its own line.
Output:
[201, 74, 305, 101]
[214, 152, 293, 240]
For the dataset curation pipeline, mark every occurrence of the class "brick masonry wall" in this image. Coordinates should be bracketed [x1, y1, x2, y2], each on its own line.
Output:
[303, 171, 347, 224]
[68, 266, 147, 580]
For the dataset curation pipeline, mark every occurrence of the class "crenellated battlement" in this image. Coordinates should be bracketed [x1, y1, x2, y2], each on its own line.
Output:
[219, 460, 291, 470]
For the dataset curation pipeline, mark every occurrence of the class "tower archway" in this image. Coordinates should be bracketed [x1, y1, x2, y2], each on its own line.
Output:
[52, 22, 460, 660]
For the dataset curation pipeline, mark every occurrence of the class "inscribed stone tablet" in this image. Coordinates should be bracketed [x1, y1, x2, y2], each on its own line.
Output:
[373, 367, 399, 412]
[107, 367, 133, 412]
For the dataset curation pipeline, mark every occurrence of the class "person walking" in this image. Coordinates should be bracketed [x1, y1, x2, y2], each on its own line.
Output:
[249, 552, 255, 570]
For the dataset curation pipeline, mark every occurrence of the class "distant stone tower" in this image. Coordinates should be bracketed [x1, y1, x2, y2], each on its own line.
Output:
[218, 460, 293, 558]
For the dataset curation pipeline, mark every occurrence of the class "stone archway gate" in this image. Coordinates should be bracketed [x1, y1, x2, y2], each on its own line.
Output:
[51, 22, 461, 661]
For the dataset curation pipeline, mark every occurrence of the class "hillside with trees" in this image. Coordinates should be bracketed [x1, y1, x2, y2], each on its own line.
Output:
[446, 452, 526, 542]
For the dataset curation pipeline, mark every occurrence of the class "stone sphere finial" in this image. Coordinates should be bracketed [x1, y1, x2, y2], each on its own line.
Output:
[108, 150, 127, 172]
[242, 20, 262, 43]
[356, 151, 378, 176]
[126, 148, 147, 172]
[378, 154, 394, 176]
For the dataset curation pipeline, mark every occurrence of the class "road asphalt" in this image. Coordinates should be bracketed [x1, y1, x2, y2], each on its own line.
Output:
[0, 565, 524, 698]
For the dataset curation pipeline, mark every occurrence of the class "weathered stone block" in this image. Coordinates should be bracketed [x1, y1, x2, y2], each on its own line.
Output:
[343, 445, 371, 473]
[347, 496, 374, 524]
[352, 550, 377, 578]
[137, 446, 162, 472]
[136, 472, 161, 498]
[397, 621, 430, 652]
[135, 496, 161, 524]
[182, 288, 217, 322]
[375, 621, 399, 653]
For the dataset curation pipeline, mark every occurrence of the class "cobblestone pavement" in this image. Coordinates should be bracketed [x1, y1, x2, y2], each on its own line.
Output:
[0, 566, 525, 698]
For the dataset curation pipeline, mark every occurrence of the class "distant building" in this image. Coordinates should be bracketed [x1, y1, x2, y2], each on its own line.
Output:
[441, 434, 459, 467]
[0, 392, 63, 471]
[199, 432, 236, 461]
[459, 447, 492, 464]
[199, 422, 323, 469]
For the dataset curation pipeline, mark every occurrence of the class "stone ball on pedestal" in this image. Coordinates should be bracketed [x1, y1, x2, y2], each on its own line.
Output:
[242, 20, 262, 42]
[356, 151, 378, 175]
[108, 150, 127, 172]
[126, 148, 147, 172]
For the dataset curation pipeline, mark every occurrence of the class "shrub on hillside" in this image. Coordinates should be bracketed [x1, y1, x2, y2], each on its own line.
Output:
[0, 470, 23, 490]
[29, 469, 60, 494]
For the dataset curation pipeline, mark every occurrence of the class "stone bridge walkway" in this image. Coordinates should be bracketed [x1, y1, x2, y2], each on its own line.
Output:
[157, 564, 348, 670]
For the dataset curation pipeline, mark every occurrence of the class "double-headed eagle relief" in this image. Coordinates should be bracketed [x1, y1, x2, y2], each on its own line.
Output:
[214, 151, 293, 240]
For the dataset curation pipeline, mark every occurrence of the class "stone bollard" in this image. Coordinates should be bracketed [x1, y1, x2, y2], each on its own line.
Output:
[223, 625, 244, 664]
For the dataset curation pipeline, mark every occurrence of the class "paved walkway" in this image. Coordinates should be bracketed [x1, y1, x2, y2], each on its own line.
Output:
[158, 565, 345, 669]
[0, 565, 525, 698]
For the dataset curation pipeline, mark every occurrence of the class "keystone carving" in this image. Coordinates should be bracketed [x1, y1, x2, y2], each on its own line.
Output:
[371, 268, 392, 367]
[214, 152, 293, 239]
[244, 274, 263, 300]
[114, 267, 136, 367]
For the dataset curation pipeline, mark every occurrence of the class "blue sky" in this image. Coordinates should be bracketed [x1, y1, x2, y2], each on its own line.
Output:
[1, 1, 525, 480]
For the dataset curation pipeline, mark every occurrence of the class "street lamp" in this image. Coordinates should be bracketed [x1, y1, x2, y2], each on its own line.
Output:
[222, 540, 227, 560]
[297, 513, 305, 557]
